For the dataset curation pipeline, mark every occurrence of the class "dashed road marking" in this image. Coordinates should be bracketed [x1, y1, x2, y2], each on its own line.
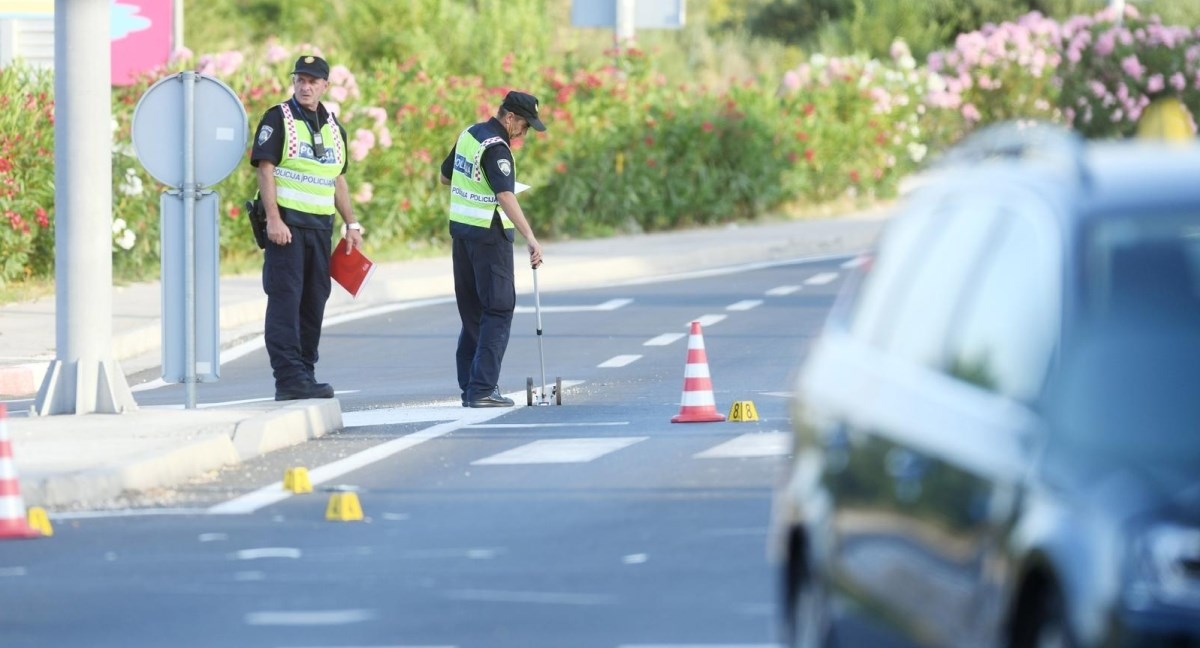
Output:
[765, 285, 800, 296]
[726, 300, 763, 311]
[644, 332, 686, 346]
[693, 314, 727, 327]
[244, 609, 377, 626]
[599, 354, 641, 368]
[804, 272, 838, 285]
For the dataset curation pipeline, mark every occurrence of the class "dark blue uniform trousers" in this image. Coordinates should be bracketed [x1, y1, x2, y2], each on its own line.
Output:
[263, 225, 332, 387]
[453, 226, 516, 401]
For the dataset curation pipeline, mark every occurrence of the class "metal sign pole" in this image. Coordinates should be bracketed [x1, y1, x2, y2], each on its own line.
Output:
[182, 71, 197, 409]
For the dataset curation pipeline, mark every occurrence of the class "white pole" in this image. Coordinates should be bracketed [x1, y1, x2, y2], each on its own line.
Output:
[173, 0, 184, 51]
[35, 0, 137, 415]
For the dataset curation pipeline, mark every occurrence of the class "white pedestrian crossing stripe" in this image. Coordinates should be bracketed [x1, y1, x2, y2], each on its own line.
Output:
[693, 432, 791, 459]
[472, 437, 649, 465]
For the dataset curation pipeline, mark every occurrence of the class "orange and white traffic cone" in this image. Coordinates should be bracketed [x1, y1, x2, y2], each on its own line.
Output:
[0, 404, 43, 539]
[671, 321, 726, 423]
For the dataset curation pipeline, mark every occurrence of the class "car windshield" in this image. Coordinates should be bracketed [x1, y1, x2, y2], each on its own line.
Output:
[1055, 215, 1200, 467]
[1083, 213, 1200, 328]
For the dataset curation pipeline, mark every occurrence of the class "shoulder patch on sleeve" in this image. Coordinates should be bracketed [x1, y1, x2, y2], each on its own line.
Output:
[497, 159, 512, 176]
[257, 125, 274, 145]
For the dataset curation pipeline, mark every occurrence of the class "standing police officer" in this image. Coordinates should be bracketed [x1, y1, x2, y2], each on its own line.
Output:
[439, 91, 545, 407]
[251, 55, 364, 401]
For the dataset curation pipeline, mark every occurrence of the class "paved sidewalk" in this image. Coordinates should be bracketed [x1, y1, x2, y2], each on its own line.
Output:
[0, 212, 888, 510]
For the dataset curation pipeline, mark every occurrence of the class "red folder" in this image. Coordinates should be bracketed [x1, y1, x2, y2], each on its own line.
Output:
[330, 238, 376, 298]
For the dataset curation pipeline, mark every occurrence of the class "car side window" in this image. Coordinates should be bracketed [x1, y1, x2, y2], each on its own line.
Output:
[874, 197, 1002, 370]
[944, 200, 1061, 402]
[846, 195, 940, 341]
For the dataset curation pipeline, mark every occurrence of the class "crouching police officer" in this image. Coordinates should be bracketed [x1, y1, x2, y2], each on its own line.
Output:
[251, 55, 364, 400]
[439, 91, 545, 407]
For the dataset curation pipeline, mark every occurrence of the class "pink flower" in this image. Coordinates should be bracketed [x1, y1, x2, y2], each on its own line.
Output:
[353, 182, 374, 204]
[1171, 72, 1187, 92]
[782, 71, 801, 91]
[1147, 74, 1165, 94]
[265, 44, 290, 64]
[962, 103, 982, 122]
[1121, 55, 1145, 80]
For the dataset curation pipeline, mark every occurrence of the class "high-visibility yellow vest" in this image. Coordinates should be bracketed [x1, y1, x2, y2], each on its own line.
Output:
[275, 101, 345, 215]
[448, 130, 514, 230]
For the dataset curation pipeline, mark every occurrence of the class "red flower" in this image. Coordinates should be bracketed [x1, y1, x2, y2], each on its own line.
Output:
[0, 157, 10, 173]
[804, 149, 815, 162]
[644, 136, 655, 147]
[701, 121, 715, 133]
[803, 103, 815, 117]
[849, 170, 861, 183]
[228, 205, 241, 219]
[35, 207, 49, 228]
[555, 162, 567, 174]
[796, 131, 809, 142]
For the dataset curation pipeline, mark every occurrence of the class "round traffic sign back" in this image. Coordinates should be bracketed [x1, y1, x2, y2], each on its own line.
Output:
[132, 72, 248, 189]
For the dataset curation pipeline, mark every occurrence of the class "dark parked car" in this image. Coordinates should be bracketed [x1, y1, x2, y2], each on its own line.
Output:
[771, 124, 1200, 648]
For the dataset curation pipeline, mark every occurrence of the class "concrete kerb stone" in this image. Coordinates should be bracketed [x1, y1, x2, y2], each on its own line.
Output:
[11, 400, 339, 508]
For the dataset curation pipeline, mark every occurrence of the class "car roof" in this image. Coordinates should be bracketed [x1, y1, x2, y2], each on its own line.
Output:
[913, 126, 1200, 233]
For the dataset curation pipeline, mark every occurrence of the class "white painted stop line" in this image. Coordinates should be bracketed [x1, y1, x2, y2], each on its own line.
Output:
[472, 437, 648, 465]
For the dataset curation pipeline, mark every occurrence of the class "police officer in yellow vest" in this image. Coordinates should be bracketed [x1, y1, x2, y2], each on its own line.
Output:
[439, 91, 545, 407]
[251, 55, 364, 401]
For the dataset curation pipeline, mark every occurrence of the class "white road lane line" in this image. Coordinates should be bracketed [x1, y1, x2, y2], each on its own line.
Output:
[726, 299, 763, 311]
[235, 548, 302, 560]
[443, 589, 615, 606]
[765, 285, 800, 296]
[208, 406, 515, 515]
[693, 314, 727, 327]
[619, 645, 781, 648]
[693, 432, 791, 459]
[515, 297, 633, 313]
[598, 354, 641, 368]
[472, 437, 648, 465]
[644, 332, 686, 346]
[244, 609, 377, 626]
[804, 272, 838, 285]
[198, 533, 228, 542]
[276, 645, 455, 648]
[51, 508, 210, 520]
[468, 422, 629, 429]
[0, 567, 27, 577]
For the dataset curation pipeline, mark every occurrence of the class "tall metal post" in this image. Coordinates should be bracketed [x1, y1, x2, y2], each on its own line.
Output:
[173, 0, 184, 51]
[182, 72, 198, 408]
[34, 0, 137, 415]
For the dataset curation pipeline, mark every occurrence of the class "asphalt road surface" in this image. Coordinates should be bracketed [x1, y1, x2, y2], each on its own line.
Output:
[0, 255, 855, 648]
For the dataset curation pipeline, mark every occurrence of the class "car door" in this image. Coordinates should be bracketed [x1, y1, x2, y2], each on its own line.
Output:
[814, 185, 1061, 646]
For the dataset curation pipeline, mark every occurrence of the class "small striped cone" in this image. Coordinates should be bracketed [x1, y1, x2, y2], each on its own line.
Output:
[671, 321, 726, 423]
[0, 404, 42, 539]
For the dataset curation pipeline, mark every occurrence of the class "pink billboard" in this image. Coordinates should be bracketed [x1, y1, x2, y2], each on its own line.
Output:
[111, 0, 173, 86]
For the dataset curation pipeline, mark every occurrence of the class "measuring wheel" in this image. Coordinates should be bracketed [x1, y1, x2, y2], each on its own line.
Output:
[526, 377, 534, 406]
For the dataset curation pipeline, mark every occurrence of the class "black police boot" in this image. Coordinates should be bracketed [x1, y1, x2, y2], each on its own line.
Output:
[468, 387, 515, 408]
[275, 380, 335, 401]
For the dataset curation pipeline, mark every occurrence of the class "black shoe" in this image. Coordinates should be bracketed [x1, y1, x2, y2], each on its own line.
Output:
[275, 381, 335, 401]
[468, 388, 514, 408]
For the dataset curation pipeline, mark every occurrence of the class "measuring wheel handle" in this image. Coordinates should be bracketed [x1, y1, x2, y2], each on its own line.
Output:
[555, 376, 563, 405]
[526, 377, 534, 406]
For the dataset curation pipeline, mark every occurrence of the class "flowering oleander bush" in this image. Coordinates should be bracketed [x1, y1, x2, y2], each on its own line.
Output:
[0, 66, 55, 287]
[926, 11, 1065, 129]
[4, 6, 1200, 289]
[1058, 6, 1200, 138]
